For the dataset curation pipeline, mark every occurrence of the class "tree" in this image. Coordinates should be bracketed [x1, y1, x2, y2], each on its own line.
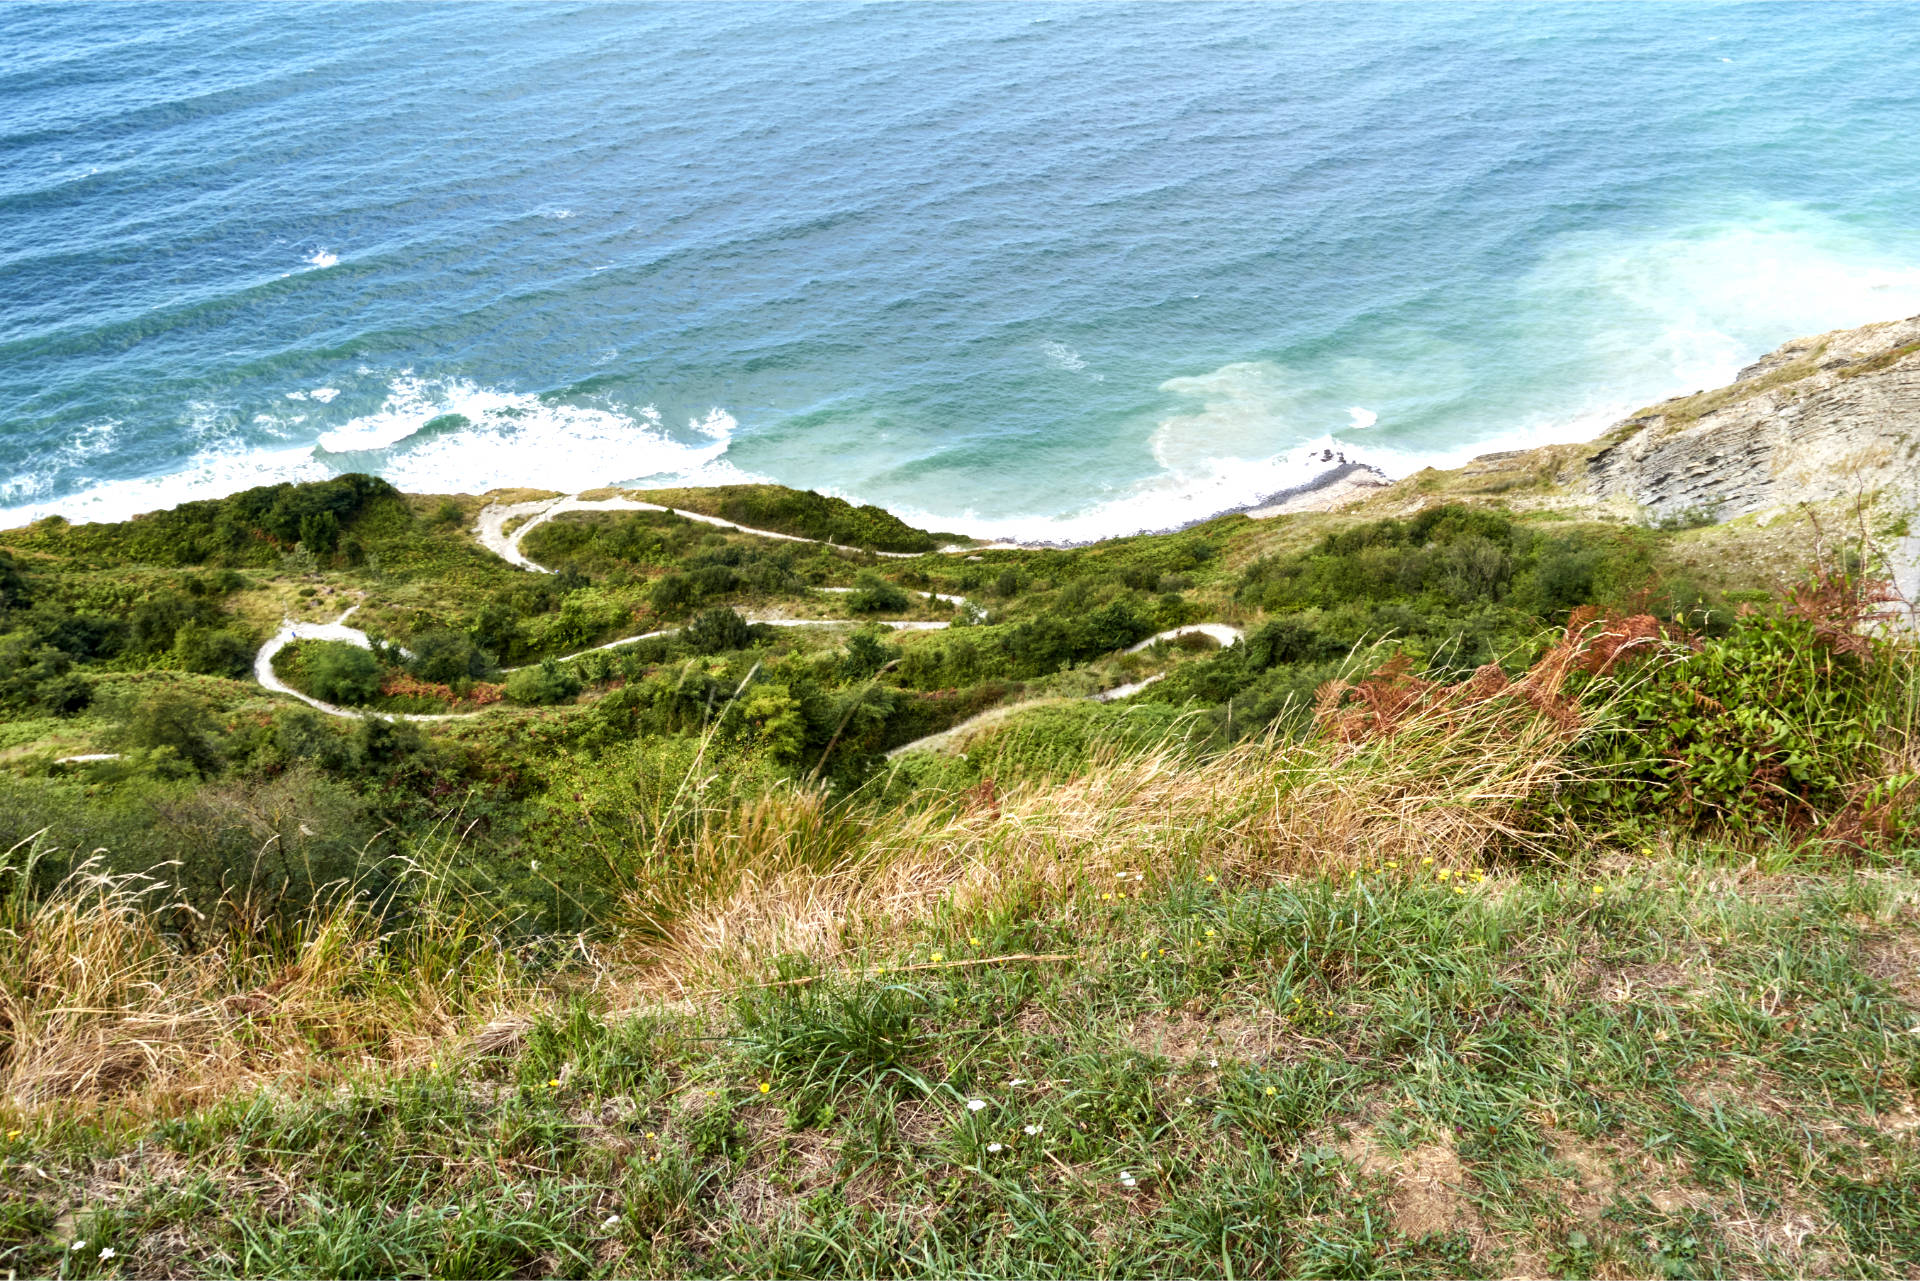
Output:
[173, 624, 254, 678]
[120, 689, 224, 776]
[408, 630, 492, 684]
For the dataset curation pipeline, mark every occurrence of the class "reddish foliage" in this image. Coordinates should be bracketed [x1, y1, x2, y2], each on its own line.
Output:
[1786, 569, 1901, 658]
[465, 682, 505, 707]
[1314, 611, 1671, 744]
[963, 776, 1000, 820]
[379, 672, 456, 702]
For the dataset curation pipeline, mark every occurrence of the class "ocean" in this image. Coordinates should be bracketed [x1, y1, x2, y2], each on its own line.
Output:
[4, 1, 1919, 540]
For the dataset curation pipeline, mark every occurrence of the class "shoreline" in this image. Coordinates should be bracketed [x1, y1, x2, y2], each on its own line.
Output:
[961, 459, 1397, 551]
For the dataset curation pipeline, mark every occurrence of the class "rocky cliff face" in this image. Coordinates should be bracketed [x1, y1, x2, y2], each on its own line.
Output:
[1583, 313, 1920, 522]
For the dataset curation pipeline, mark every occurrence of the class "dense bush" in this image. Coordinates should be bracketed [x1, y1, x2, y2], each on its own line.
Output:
[172, 624, 255, 678]
[115, 688, 225, 777]
[407, 629, 495, 684]
[893, 600, 1154, 689]
[847, 570, 910, 614]
[639, 484, 940, 553]
[1571, 605, 1905, 833]
[3, 474, 397, 567]
[684, 606, 755, 655]
[0, 636, 91, 713]
[505, 658, 583, 706]
[304, 643, 383, 705]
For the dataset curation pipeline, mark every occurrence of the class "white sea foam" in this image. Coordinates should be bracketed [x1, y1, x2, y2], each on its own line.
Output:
[1, 443, 330, 528]
[309, 387, 340, 404]
[303, 248, 339, 269]
[1526, 207, 1920, 401]
[1347, 406, 1378, 429]
[1, 372, 752, 530]
[1041, 341, 1087, 372]
[316, 374, 746, 494]
[0, 421, 118, 505]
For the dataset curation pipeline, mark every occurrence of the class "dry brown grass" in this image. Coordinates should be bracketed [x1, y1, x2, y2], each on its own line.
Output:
[0, 836, 527, 1120]
[614, 679, 1593, 997]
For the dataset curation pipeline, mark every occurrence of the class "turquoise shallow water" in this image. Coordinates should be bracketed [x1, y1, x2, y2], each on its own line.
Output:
[3, 2, 1920, 538]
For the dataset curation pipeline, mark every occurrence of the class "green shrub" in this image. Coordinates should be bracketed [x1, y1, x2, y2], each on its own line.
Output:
[638, 484, 939, 553]
[173, 624, 254, 678]
[505, 658, 583, 706]
[1570, 608, 1903, 833]
[684, 606, 754, 655]
[116, 688, 225, 777]
[846, 570, 910, 614]
[305, 643, 383, 705]
[650, 572, 694, 615]
[407, 629, 494, 684]
[0, 635, 91, 714]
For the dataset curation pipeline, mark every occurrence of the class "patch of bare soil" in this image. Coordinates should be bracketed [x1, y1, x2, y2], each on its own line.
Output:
[1121, 1008, 1338, 1067]
[1338, 1128, 1484, 1244]
[1595, 962, 1700, 1006]
[1859, 933, 1920, 1007]
[1546, 1131, 1620, 1222]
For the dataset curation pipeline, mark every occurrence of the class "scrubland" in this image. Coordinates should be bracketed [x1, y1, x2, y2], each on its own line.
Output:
[2, 475, 1916, 1278]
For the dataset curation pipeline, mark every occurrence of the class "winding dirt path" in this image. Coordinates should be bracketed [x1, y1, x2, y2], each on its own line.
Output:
[255, 493, 1241, 727]
[883, 625, 1243, 759]
[475, 493, 934, 573]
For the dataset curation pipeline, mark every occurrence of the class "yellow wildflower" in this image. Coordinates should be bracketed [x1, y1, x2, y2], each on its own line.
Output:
[759, 1081, 771, 1093]
[1204, 874, 1216, 883]
[930, 952, 944, 962]
[969, 936, 981, 946]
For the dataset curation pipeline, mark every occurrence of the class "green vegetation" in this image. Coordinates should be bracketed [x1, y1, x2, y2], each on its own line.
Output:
[1, 475, 1916, 1277]
[637, 483, 945, 553]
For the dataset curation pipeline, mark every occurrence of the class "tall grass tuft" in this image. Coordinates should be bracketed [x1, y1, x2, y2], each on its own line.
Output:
[612, 647, 1611, 994]
[0, 822, 527, 1117]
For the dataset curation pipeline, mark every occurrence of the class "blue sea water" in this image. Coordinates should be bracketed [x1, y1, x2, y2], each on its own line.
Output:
[3, 2, 1919, 539]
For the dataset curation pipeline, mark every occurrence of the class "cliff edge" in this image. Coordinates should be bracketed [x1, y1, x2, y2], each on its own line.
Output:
[1583, 312, 1920, 522]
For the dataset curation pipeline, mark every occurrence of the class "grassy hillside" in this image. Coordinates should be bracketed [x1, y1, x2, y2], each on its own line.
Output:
[2, 474, 1916, 1277]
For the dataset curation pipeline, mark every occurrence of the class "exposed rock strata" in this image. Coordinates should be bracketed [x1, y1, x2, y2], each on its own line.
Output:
[1583, 313, 1920, 522]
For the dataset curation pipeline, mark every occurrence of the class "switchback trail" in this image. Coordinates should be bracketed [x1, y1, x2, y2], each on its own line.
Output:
[253, 492, 1242, 729]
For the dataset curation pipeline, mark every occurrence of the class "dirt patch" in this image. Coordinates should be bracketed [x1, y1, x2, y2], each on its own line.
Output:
[1858, 933, 1920, 1007]
[1596, 962, 1700, 1005]
[1121, 1009, 1331, 1067]
[1338, 1128, 1484, 1243]
[1715, 1189, 1844, 1273]
[892, 1097, 950, 1146]
[1547, 1131, 1620, 1222]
